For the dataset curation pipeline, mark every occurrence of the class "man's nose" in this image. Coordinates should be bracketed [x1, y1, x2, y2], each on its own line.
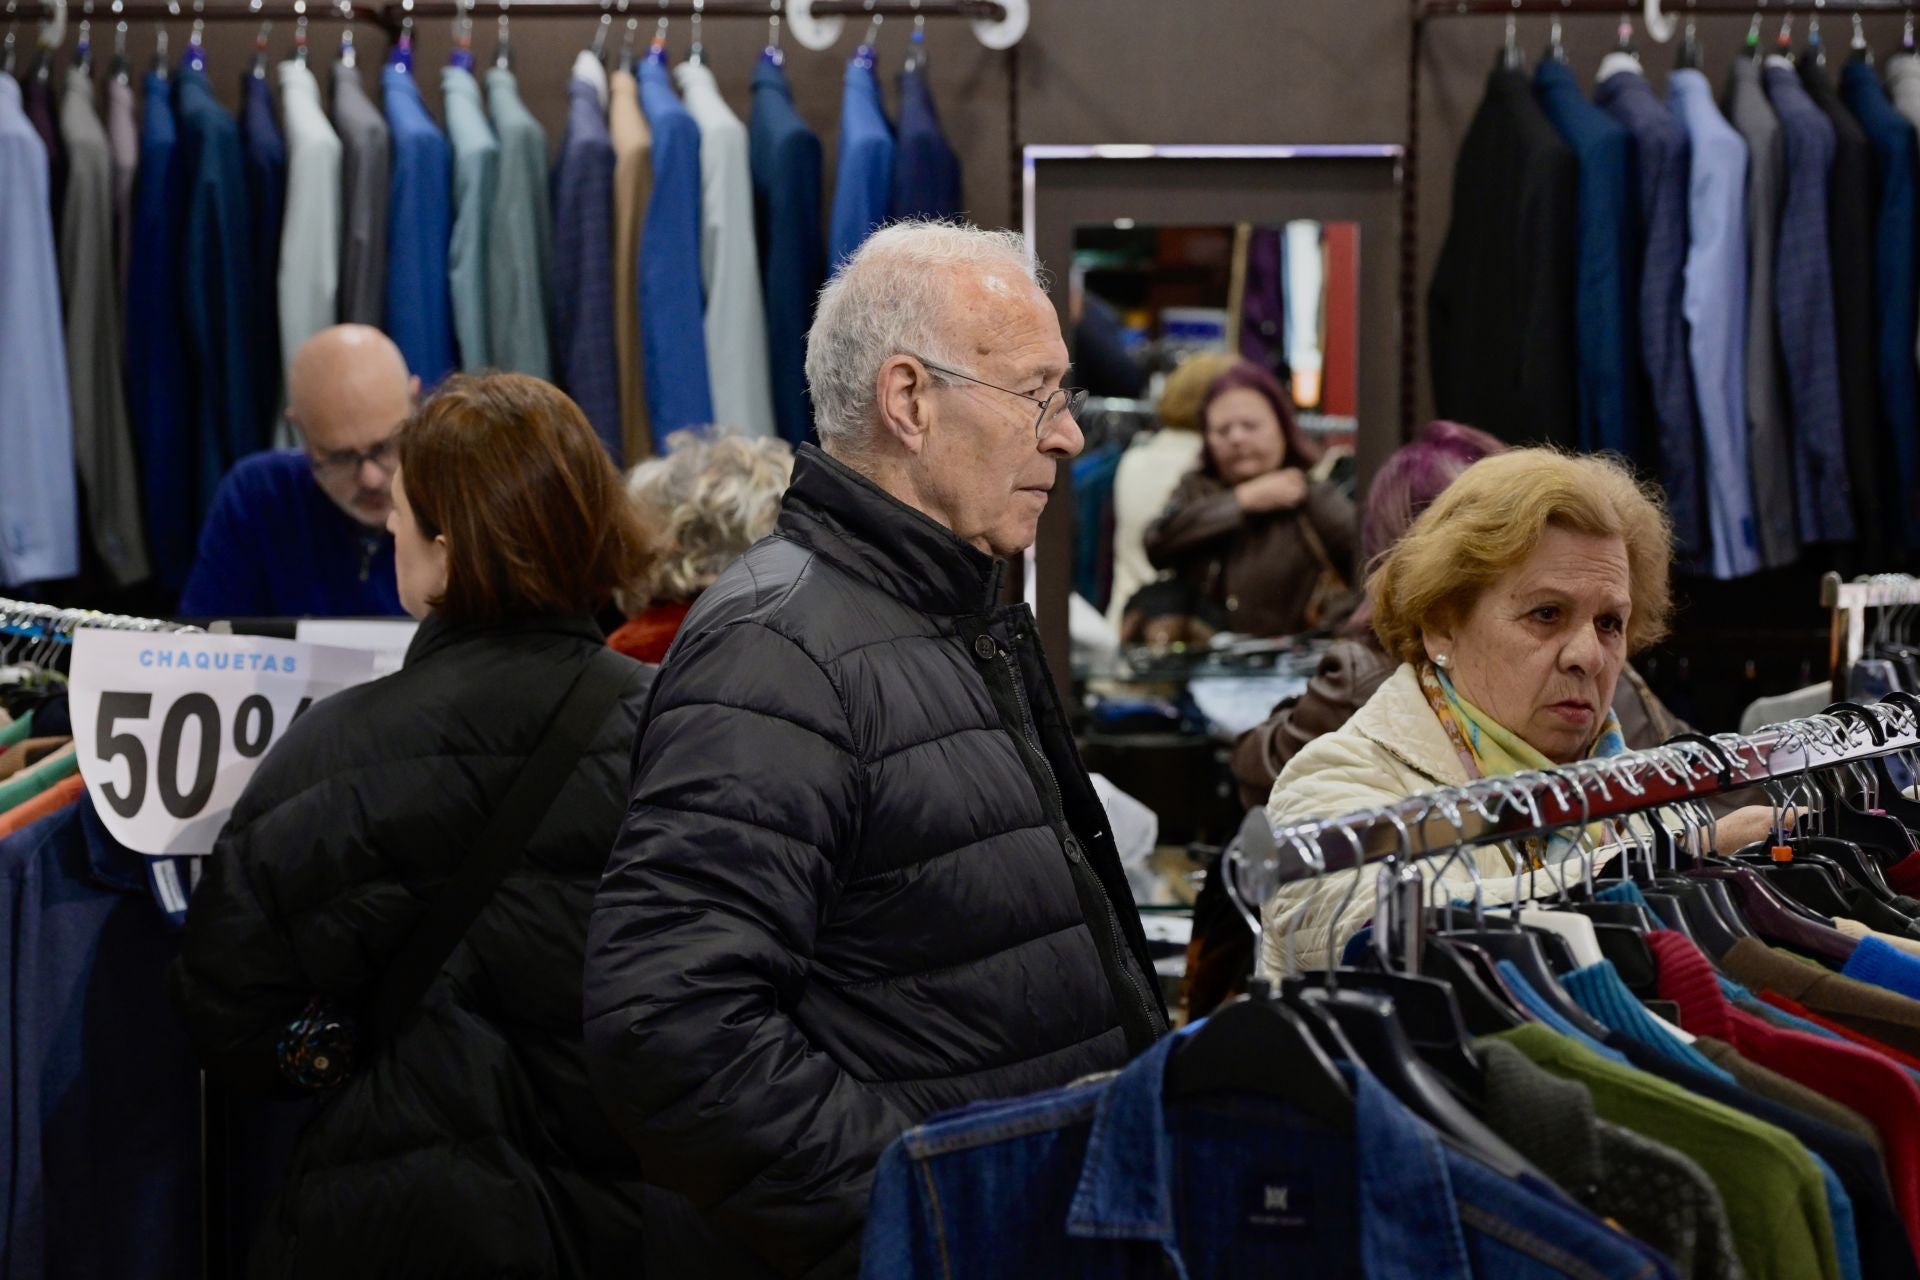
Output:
[1041, 408, 1084, 461]
[358, 458, 389, 491]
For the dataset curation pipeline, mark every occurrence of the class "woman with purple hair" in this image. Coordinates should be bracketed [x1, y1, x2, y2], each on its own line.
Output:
[1143, 360, 1359, 639]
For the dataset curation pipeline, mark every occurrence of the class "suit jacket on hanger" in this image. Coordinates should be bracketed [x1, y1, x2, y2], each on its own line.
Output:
[331, 61, 390, 328]
[1597, 66, 1708, 571]
[1723, 59, 1801, 569]
[176, 65, 261, 518]
[1802, 59, 1887, 559]
[1764, 63, 1856, 545]
[749, 57, 824, 448]
[1428, 65, 1579, 448]
[1840, 58, 1920, 549]
[609, 67, 653, 462]
[126, 68, 190, 588]
[57, 71, 148, 587]
[485, 66, 553, 381]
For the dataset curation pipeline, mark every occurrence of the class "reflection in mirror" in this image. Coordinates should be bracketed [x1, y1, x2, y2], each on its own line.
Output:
[1067, 221, 1363, 673]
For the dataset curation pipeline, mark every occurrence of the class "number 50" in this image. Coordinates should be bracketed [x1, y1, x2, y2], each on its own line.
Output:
[95, 692, 285, 820]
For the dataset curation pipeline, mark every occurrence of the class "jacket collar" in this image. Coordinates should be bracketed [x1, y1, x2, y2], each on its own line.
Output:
[404, 611, 604, 668]
[777, 444, 1004, 617]
[1066, 1029, 1475, 1280]
[1478, 1039, 1604, 1195]
[1344, 663, 1470, 791]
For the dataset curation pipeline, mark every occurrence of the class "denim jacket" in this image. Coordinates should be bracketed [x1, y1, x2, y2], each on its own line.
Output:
[862, 1029, 1675, 1279]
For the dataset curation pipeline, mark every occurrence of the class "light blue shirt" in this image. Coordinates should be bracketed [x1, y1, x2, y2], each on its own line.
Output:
[1670, 68, 1762, 580]
[0, 75, 79, 586]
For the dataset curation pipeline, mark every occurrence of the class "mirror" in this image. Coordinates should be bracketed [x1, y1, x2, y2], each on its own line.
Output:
[1068, 221, 1363, 674]
[1072, 221, 1360, 431]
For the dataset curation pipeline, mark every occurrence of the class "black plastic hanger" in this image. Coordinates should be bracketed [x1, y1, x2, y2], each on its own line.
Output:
[1164, 981, 1354, 1125]
[1293, 985, 1544, 1183]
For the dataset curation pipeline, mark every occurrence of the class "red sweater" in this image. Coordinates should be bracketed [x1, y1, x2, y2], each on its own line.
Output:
[1755, 990, 1920, 1072]
[1649, 928, 1920, 1269]
[606, 600, 694, 665]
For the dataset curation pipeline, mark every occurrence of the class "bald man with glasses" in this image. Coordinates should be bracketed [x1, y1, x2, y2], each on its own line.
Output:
[178, 325, 419, 619]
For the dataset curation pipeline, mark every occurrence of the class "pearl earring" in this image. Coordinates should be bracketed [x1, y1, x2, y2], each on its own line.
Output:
[1434, 653, 1450, 668]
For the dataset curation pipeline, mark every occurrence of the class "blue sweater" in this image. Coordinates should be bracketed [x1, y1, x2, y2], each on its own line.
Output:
[177, 451, 404, 619]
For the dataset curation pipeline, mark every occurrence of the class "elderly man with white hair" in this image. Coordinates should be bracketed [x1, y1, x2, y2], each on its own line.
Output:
[584, 221, 1169, 1278]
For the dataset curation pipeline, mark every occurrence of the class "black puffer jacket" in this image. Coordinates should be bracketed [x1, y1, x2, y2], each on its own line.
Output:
[584, 446, 1169, 1279]
[169, 615, 653, 1279]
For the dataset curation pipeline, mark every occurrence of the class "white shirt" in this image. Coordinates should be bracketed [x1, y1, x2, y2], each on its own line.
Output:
[675, 60, 777, 438]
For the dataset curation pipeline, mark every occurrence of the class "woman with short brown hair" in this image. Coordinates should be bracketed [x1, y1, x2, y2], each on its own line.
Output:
[171, 373, 656, 1276]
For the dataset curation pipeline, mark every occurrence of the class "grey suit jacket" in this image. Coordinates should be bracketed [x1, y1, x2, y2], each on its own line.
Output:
[485, 66, 553, 379]
[1723, 59, 1799, 569]
[59, 72, 149, 586]
[331, 62, 389, 327]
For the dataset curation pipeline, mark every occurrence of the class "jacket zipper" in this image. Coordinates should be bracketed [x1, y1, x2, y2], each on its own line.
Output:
[358, 535, 376, 584]
[994, 638, 1161, 1048]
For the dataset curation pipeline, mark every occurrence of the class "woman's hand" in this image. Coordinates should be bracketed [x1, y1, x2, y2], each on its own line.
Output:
[1709, 804, 1794, 853]
[1234, 467, 1310, 514]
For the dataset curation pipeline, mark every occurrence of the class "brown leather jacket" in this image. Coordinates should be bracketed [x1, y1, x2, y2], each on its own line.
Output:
[1144, 470, 1358, 638]
[1229, 638, 1689, 808]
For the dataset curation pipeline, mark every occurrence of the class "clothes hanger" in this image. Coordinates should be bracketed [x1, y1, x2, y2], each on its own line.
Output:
[686, 0, 702, 65]
[760, 0, 782, 65]
[1162, 975, 1355, 1125]
[1427, 779, 1619, 1041]
[1170, 826, 1353, 1122]
[29, 0, 63, 80]
[1497, 1, 1524, 71]
[1284, 818, 1489, 1097]
[248, 16, 270, 78]
[1545, 9, 1568, 63]
[645, 0, 667, 65]
[291, 11, 308, 62]
[856, 0, 881, 67]
[494, 0, 510, 69]
[1803, 0, 1828, 68]
[184, 0, 206, 72]
[336, 0, 355, 70]
[1272, 828, 1543, 1181]
[1676, 0, 1703, 68]
[1850, 13, 1873, 65]
[618, 3, 637, 73]
[448, 0, 473, 69]
[73, 0, 90, 72]
[902, 0, 926, 74]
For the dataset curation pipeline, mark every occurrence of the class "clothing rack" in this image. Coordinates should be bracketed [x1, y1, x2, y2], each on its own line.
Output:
[1247, 692, 1920, 898]
[9, 0, 1009, 42]
[1825, 572, 1920, 696]
[0, 597, 200, 647]
[1399, 0, 1914, 437]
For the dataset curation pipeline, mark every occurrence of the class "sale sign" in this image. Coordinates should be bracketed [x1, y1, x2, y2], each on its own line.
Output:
[70, 630, 382, 856]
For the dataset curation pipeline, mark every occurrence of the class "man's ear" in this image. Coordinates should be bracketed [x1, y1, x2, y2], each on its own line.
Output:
[874, 356, 936, 456]
[407, 375, 422, 406]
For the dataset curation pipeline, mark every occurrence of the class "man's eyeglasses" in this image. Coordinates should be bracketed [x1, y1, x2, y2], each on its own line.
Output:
[906, 354, 1088, 440]
[307, 435, 399, 483]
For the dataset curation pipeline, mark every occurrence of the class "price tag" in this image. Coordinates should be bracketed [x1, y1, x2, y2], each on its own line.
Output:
[70, 630, 382, 857]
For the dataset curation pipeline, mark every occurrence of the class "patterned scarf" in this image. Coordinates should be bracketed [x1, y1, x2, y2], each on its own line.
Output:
[1418, 663, 1627, 872]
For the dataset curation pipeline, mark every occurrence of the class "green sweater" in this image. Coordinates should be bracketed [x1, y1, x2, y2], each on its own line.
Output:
[1487, 1023, 1838, 1280]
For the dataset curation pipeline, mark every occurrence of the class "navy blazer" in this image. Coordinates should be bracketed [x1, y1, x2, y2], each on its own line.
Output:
[749, 58, 824, 447]
[174, 67, 261, 523]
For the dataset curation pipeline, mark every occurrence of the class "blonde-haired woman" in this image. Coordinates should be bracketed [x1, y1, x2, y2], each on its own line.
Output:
[1261, 448, 1774, 975]
[609, 430, 795, 664]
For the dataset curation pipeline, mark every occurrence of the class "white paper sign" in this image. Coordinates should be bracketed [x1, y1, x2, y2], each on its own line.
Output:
[70, 631, 382, 856]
